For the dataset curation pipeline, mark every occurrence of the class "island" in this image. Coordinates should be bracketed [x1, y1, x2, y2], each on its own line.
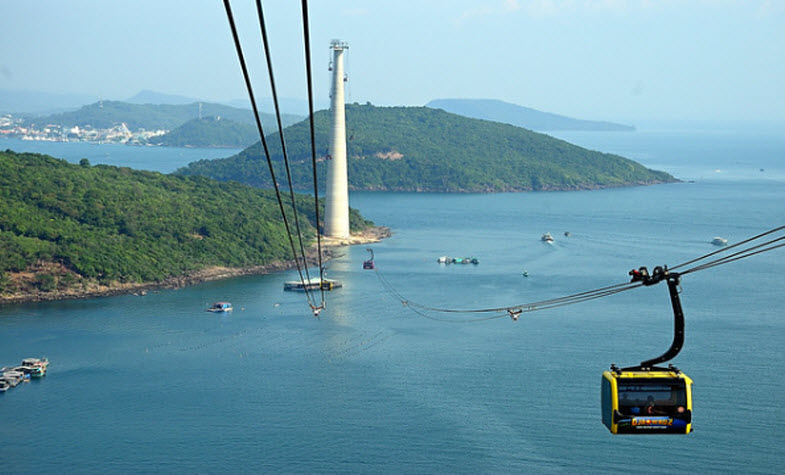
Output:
[177, 104, 674, 192]
[0, 150, 386, 303]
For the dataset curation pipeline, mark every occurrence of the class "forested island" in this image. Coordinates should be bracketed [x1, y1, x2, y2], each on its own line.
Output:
[177, 104, 674, 192]
[149, 116, 259, 148]
[0, 150, 378, 303]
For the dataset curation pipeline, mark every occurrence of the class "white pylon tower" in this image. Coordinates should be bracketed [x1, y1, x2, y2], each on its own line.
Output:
[324, 39, 350, 239]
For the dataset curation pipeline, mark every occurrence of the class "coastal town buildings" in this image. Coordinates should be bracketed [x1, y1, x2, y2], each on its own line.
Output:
[0, 114, 166, 145]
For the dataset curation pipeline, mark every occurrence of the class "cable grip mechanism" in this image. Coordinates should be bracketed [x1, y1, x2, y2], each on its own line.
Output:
[623, 265, 684, 371]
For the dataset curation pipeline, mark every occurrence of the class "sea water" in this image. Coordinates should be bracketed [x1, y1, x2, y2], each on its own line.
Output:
[1, 126, 784, 473]
[0, 137, 239, 173]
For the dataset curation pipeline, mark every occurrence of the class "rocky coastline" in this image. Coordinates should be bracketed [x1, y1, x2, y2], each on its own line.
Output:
[0, 226, 391, 305]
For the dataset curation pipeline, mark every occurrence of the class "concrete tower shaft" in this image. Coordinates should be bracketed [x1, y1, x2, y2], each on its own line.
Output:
[324, 39, 350, 238]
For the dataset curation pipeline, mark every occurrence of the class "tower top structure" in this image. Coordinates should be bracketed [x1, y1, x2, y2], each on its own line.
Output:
[330, 39, 349, 51]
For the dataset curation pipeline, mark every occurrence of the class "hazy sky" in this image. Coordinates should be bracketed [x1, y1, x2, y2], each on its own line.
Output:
[1, 0, 783, 122]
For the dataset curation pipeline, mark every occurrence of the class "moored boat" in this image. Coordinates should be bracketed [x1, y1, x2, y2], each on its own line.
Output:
[206, 302, 233, 312]
[1, 370, 28, 386]
[711, 237, 728, 246]
[15, 365, 45, 378]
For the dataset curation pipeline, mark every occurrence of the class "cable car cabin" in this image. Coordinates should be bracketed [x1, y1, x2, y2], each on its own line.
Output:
[362, 260, 375, 270]
[601, 369, 693, 434]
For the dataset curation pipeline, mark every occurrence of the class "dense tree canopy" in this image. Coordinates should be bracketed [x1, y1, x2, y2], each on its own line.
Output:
[177, 104, 675, 192]
[150, 117, 259, 148]
[0, 150, 373, 295]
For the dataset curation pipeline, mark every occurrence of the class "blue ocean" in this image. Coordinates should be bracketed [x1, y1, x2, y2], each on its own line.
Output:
[1, 126, 784, 474]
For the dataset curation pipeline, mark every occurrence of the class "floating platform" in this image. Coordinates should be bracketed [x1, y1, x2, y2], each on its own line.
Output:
[284, 278, 342, 291]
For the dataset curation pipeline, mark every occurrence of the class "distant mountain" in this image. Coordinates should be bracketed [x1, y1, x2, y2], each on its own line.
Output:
[126, 90, 324, 116]
[177, 104, 673, 193]
[125, 90, 199, 105]
[426, 98, 635, 132]
[224, 96, 329, 115]
[25, 100, 303, 133]
[150, 116, 259, 148]
[0, 89, 100, 114]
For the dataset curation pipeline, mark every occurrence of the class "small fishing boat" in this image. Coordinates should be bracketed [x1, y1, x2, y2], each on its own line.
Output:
[206, 302, 233, 312]
[14, 365, 44, 378]
[711, 237, 728, 246]
[21, 357, 49, 371]
[1, 371, 27, 386]
[0, 380, 10, 392]
[438, 256, 479, 264]
[542, 233, 554, 243]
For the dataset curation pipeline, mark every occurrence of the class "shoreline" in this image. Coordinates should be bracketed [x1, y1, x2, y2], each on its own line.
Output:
[0, 226, 391, 305]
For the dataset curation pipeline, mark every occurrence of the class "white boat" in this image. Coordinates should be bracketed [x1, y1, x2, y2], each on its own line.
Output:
[711, 237, 728, 246]
[437, 256, 450, 263]
[541, 233, 554, 243]
[284, 278, 342, 291]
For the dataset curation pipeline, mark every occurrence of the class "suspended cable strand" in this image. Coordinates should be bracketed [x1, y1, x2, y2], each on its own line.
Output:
[670, 224, 785, 272]
[300, 0, 326, 305]
[253, 0, 320, 309]
[373, 225, 785, 322]
[680, 238, 785, 276]
[222, 0, 316, 308]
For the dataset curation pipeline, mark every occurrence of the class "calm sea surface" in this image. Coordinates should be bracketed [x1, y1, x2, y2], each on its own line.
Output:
[1, 127, 784, 473]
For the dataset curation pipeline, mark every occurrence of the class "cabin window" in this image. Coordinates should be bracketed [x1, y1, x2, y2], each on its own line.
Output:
[617, 382, 687, 416]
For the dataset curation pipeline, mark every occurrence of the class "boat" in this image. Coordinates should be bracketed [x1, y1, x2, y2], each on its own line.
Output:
[284, 278, 342, 291]
[542, 233, 554, 243]
[438, 256, 479, 264]
[711, 237, 728, 246]
[0, 380, 10, 392]
[206, 302, 233, 312]
[21, 357, 49, 372]
[1, 370, 27, 387]
[14, 365, 44, 378]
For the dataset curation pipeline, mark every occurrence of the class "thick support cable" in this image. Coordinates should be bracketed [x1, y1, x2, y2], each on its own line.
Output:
[253, 0, 321, 310]
[300, 0, 326, 305]
[222, 0, 316, 309]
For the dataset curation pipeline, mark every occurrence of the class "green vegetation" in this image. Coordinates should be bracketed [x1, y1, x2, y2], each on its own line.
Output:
[150, 117, 259, 148]
[0, 150, 373, 297]
[177, 104, 674, 192]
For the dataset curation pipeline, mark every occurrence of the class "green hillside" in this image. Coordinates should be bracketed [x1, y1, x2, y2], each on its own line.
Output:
[176, 104, 674, 192]
[26, 100, 302, 132]
[0, 150, 372, 299]
[150, 116, 259, 148]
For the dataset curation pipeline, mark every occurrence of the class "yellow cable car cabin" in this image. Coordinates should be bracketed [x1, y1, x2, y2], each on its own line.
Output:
[602, 367, 693, 434]
[601, 266, 694, 434]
